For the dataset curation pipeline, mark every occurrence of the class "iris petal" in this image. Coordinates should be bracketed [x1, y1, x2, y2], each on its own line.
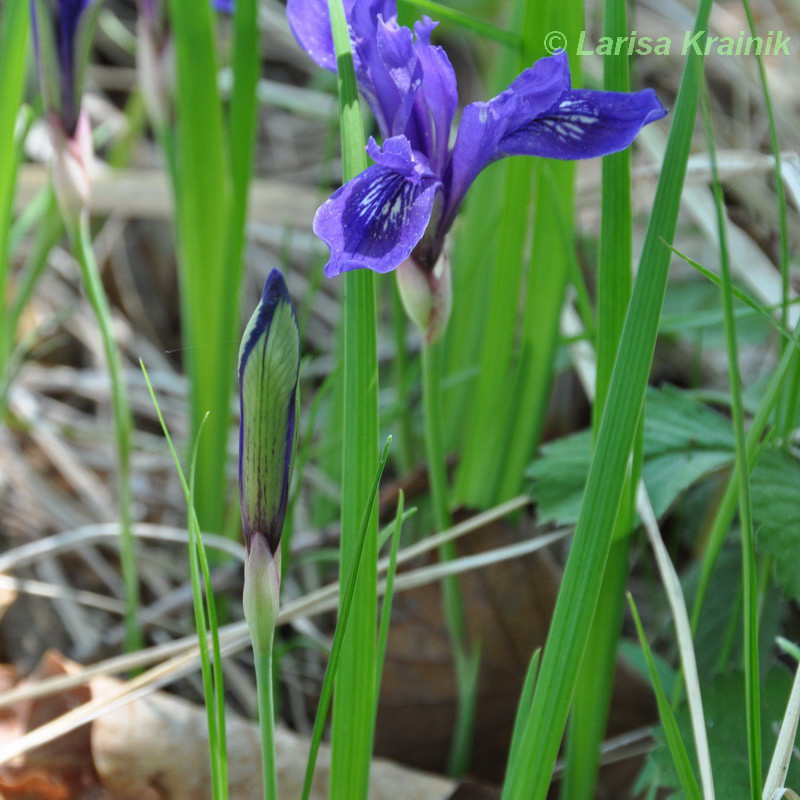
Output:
[498, 87, 667, 161]
[286, 0, 395, 72]
[314, 137, 441, 276]
[443, 51, 569, 224]
[411, 17, 458, 174]
[371, 16, 423, 137]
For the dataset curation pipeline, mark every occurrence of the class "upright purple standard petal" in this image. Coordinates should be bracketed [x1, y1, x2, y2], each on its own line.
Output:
[370, 16, 423, 137]
[498, 87, 667, 161]
[286, 0, 396, 72]
[410, 17, 457, 174]
[314, 136, 442, 276]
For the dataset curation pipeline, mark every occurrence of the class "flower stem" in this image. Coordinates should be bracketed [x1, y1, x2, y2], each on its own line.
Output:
[71, 215, 140, 652]
[421, 339, 479, 777]
[254, 642, 278, 800]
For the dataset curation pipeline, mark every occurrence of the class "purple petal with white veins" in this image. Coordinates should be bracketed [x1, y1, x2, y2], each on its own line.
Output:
[314, 137, 441, 277]
[366, 135, 434, 180]
[498, 87, 667, 160]
[504, 49, 572, 127]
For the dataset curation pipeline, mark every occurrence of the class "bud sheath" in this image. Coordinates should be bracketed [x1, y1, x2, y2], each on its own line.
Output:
[396, 252, 452, 344]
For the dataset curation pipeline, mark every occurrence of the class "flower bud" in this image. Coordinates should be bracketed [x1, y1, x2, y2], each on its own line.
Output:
[32, 0, 102, 138]
[396, 251, 452, 344]
[49, 111, 93, 226]
[238, 269, 300, 562]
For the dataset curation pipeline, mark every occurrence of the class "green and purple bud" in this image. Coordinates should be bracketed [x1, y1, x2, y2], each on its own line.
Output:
[238, 269, 300, 650]
[31, 0, 102, 224]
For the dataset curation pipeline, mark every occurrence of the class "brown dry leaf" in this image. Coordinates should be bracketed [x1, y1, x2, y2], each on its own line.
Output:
[0, 663, 74, 800]
[0, 666, 24, 748]
[23, 653, 93, 777]
[90, 674, 455, 800]
[0, 654, 103, 800]
[0, 768, 71, 800]
[374, 512, 656, 793]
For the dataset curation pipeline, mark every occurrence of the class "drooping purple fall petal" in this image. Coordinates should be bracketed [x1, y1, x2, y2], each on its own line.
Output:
[314, 136, 442, 277]
[497, 87, 667, 161]
[442, 50, 571, 223]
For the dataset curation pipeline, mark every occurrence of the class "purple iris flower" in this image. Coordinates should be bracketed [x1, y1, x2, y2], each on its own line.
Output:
[287, 1, 667, 279]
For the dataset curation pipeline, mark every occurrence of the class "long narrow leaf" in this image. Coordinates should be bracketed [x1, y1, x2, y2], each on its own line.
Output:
[302, 438, 392, 800]
[0, 0, 30, 370]
[500, 0, 713, 792]
[325, 1, 380, 798]
[166, 0, 230, 538]
[628, 594, 703, 800]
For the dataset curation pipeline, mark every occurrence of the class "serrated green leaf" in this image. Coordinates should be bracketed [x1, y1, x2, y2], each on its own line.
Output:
[753, 448, 800, 601]
[645, 669, 799, 797]
[527, 386, 735, 526]
[681, 546, 783, 677]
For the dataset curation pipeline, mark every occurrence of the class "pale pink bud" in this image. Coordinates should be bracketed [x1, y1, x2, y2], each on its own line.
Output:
[396, 251, 452, 344]
[49, 111, 92, 227]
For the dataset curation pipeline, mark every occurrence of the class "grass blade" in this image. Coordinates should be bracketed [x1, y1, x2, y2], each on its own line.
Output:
[302, 438, 392, 800]
[628, 593, 703, 800]
[166, 0, 231, 538]
[701, 90, 760, 800]
[398, 0, 520, 48]
[500, 0, 713, 791]
[0, 0, 30, 376]
[374, 492, 405, 714]
[324, 2, 381, 798]
[141, 365, 227, 799]
[504, 648, 540, 781]
[562, 0, 637, 790]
